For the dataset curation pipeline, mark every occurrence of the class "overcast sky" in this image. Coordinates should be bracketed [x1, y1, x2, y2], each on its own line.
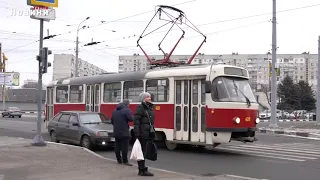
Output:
[0, 0, 320, 86]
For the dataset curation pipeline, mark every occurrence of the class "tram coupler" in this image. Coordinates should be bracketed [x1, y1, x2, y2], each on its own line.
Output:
[234, 137, 257, 143]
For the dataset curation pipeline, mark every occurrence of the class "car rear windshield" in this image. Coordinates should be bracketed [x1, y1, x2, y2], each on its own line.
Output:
[79, 113, 109, 124]
[10, 107, 20, 111]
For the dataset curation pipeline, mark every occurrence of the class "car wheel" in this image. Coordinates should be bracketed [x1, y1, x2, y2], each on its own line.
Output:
[50, 130, 59, 143]
[81, 135, 93, 150]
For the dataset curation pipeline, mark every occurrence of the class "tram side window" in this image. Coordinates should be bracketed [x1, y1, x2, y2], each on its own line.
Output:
[69, 85, 83, 103]
[56, 86, 69, 103]
[146, 79, 169, 102]
[123, 80, 143, 102]
[103, 82, 122, 103]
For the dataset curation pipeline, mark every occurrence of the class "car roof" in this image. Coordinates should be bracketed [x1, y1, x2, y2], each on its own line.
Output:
[59, 111, 101, 115]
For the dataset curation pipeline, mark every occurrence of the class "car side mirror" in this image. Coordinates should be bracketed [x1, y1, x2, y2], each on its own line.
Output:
[205, 80, 212, 93]
[72, 122, 79, 126]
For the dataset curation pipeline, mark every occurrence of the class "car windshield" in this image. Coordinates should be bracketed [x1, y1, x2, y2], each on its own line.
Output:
[79, 113, 110, 124]
[211, 76, 257, 103]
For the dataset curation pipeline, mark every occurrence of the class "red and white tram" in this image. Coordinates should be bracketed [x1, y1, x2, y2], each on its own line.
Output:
[45, 64, 260, 150]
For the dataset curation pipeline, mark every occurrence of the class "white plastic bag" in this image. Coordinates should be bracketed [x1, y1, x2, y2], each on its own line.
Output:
[130, 139, 144, 161]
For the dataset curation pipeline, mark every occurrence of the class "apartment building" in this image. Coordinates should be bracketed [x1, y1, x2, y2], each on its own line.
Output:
[118, 52, 318, 91]
[53, 54, 107, 81]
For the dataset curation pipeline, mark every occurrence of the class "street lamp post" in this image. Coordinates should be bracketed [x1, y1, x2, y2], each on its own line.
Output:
[75, 17, 90, 78]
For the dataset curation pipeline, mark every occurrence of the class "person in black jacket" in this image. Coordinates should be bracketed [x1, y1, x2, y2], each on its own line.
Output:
[111, 99, 133, 166]
[134, 92, 155, 176]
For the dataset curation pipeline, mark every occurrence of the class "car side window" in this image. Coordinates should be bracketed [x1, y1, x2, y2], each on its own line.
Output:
[59, 114, 70, 124]
[51, 114, 62, 122]
[69, 115, 78, 124]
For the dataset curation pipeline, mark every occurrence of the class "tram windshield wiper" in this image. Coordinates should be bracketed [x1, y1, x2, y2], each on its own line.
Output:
[232, 81, 251, 107]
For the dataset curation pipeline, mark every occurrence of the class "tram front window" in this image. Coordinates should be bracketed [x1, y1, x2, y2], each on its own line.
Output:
[211, 76, 257, 103]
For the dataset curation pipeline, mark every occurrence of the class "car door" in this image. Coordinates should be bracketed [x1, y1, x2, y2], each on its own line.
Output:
[65, 114, 81, 144]
[56, 113, 71, 141]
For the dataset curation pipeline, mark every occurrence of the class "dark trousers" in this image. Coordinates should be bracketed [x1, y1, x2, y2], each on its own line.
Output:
[137, 138, 148, 171]
[115, 137, 129, 163]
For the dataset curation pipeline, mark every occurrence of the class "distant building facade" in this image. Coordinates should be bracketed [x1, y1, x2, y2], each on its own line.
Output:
[0, 88, 46, 103]
[118, 53, 318, 92]
[53, 54, 107, 81]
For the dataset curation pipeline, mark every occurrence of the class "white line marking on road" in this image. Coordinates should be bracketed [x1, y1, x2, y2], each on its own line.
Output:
[217, 147, 307, 162]
[224, 174, 269, 180]
[227, 144, 320, 155]
[280, 134, 320, 141]
[219, 145, 319, 159]
[261, 143, 320, 153]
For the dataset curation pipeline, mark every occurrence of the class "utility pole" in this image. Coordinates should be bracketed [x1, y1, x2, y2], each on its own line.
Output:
[75, 17, 90, 78]
[31, 18, 46, 146]
[0, 43, 3, 111]
[316, 35, 320, 125]
[269, 0, 278, 128]
[2, 51, 5, 111]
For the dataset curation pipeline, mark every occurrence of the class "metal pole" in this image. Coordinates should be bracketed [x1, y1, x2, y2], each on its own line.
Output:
[0, 43, 4, 111]
[316, 35, 320, 125]
[75, 36, 79, 77]
[2, 60, 5, 111]
[269, 0, 278, 128]
[31, 18, 46, 146]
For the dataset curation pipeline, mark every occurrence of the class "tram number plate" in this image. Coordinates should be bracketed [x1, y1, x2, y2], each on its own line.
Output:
[245, 117, 251, 122]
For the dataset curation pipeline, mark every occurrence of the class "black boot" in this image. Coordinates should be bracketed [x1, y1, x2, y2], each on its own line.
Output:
[139, 167, 154, 176]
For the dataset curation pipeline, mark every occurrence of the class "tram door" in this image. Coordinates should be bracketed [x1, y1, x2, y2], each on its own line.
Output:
[85, 84, 101, 112]
[46, 87, 54, 124]
[174, 78, 206, 143]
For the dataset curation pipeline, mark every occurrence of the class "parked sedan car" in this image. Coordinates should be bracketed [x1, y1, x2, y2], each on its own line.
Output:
[2, 107, 22, 118]
[47, 111, 114, 149]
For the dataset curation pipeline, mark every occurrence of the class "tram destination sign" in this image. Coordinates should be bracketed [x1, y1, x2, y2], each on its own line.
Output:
[224, 67, 248, 78]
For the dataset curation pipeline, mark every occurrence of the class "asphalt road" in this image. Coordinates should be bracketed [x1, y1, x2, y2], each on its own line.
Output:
[1, 117, 320, 180]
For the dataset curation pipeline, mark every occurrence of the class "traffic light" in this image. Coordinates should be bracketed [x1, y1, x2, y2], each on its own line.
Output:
[40, 47, 52, 74]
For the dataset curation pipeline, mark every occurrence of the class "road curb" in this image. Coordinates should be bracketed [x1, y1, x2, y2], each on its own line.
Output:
[258, 128, 318, 138]
[260, 119, 314, 122]
[0, 111, 44, 114]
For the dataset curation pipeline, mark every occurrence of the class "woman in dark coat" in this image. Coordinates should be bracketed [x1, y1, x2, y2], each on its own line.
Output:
[134, 92, 155, 176]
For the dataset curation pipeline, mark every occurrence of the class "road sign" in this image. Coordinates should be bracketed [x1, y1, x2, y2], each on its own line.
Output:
[27, 0, 58, 8]
[0, 72, 20, 86]
[30, 6, 56, 21]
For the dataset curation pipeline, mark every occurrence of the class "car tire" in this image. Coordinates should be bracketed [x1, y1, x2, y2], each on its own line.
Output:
[50, 130, 59, 143]
[81, 135, 93, 150]
[19, 116, 21, 118]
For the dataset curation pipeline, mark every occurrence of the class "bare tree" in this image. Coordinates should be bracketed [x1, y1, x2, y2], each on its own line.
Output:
[261, 84, 271, 106]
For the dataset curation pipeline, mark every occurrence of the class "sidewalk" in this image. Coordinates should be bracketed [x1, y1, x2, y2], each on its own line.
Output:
[0, 136, 252, 180]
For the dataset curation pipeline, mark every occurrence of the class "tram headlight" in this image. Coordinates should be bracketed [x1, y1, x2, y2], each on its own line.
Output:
[255, 118, 260, 124]
[233, 117, 240, 124]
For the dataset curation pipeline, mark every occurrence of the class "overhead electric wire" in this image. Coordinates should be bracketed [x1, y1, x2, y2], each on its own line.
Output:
[9, 18, 268, 65]
[48, 0, 197, 37]
[3, 1, 319, 53]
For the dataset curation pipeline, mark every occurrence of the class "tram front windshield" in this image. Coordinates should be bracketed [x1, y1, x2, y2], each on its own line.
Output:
[211, 76, 257, 103]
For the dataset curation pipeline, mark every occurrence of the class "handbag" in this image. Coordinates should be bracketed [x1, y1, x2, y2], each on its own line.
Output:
[145, 140, 158, 161]
[145, 110, 155, 135]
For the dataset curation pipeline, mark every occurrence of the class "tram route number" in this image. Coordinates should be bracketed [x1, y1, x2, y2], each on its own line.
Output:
[245, 117, 250, 122]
